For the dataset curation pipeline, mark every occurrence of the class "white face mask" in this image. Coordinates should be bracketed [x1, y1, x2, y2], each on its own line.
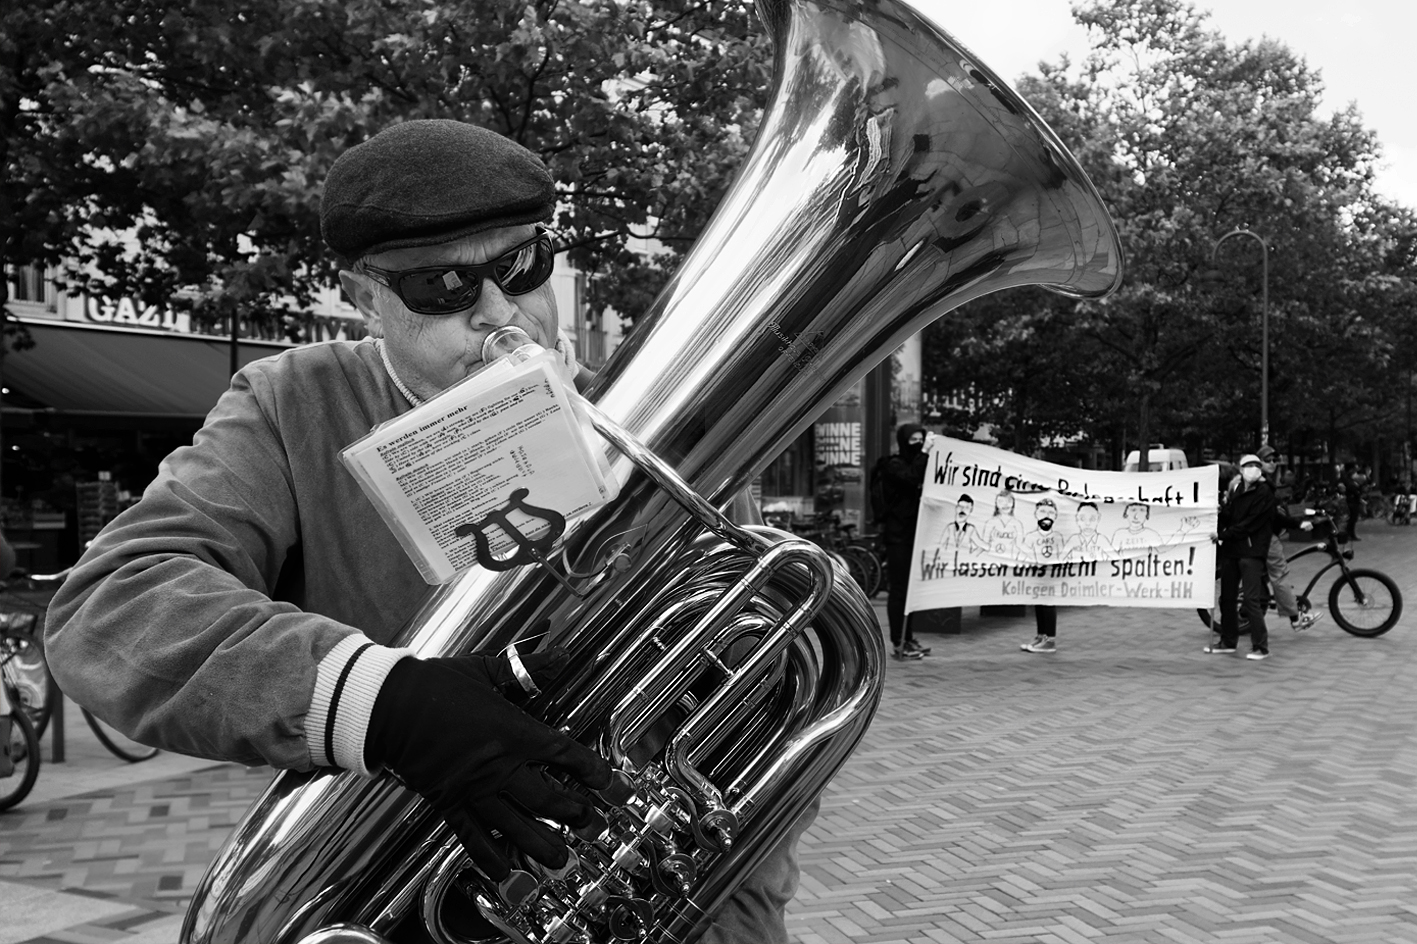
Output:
[1240, 465, 1262, 484]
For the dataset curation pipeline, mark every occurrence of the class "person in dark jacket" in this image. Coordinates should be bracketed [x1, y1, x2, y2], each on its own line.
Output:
[879, 423, 931, 660]
[1206, 453, 1275, 659]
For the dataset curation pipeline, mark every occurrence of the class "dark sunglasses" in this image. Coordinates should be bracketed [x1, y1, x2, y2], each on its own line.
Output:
[361, 229, 555, 315]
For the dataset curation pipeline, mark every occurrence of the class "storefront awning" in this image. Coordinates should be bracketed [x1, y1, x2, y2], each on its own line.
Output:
[3, 319, 292, 419]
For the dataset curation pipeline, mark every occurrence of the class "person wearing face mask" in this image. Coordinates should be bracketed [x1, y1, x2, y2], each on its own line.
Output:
[879, 423, 933, 660]
[1257, 445, 1321, 632]
[1205, 453, 1275, 660]
[45, 120, 807, 943]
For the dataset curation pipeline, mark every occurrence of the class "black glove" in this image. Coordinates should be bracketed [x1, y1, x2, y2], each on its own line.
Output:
[365, 648, 613, 880]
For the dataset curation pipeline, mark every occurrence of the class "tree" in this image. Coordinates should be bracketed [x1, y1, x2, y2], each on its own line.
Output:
[1, 0, 773, 340]
[923, 0, 1415, 469]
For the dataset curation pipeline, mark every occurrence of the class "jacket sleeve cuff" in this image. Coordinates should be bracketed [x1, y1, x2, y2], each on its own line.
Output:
[307, 635, 414, 776]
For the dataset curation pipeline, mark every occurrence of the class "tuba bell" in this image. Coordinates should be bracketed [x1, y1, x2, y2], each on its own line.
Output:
[183, 0, 1122, 941]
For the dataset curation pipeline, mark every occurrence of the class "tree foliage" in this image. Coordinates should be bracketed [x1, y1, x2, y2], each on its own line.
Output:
[1, 0, 773, 332]
[923, 0, 1417, 470]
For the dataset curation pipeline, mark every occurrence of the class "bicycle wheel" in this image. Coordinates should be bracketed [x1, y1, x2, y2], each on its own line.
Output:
[840, 546, 881, 597]
[0, 631, 58, 740]
[832, 550, 870, 597]
[82, 709, 160, 762]
[1328, 569, 1403, 637]
[0, 710, 41, 811]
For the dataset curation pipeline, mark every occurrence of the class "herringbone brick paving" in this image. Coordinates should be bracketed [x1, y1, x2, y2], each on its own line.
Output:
[787, 525, 1417, 944]
[0, 526, 1413, 942]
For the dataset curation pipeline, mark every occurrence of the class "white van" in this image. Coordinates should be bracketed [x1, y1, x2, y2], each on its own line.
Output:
[1123, 444, 1189, 472]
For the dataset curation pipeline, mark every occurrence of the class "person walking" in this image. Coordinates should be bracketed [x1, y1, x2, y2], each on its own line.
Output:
[1206, 453, 1275, 660]
[879, 423, 931, 660]
[1257, 445, 1321, 632]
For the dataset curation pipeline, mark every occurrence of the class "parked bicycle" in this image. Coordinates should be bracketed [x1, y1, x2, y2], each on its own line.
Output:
[824, 520, 885, 599]
[0, 647, 40, 811]
[0, 580, 61, 741]
[782, 513, 884, 598]
[0, 574, 160, 765]
[1198, 512, 1402, 637]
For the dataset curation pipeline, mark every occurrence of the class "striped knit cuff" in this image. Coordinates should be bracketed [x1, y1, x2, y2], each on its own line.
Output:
[307, 635, 414, 776]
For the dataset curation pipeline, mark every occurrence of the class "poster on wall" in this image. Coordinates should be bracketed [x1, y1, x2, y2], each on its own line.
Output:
[812, 379, 866, 528]
[906, 438, 1220, 612]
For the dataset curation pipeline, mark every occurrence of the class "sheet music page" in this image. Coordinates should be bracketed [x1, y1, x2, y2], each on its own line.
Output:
[342, 351, 614, 583]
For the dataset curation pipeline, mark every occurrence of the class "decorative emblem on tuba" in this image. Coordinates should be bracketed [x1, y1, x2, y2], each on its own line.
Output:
[183, 0, 1122, 941]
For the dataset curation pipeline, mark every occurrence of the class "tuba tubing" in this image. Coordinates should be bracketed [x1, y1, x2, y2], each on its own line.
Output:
[183, 0, 1121, 941]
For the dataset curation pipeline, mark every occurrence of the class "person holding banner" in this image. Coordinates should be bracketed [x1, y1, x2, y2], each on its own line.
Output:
[880, 423, 932, 660]
[1206, 454, 1275, 660]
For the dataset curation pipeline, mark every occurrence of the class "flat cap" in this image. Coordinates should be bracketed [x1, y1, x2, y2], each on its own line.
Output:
[1256, 444, 1277, 460]
[321, 120, 555, 260]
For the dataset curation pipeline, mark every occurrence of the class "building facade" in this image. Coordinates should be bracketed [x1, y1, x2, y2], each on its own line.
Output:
[2, 260, 915, 571]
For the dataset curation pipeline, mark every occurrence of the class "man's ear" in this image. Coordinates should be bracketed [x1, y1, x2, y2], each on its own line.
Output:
[340, 270, 384, 338]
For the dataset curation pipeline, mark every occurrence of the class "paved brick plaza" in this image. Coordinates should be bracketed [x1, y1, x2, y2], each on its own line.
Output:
[789, 525, 1417, 944]
[1, 525, 1414, 943]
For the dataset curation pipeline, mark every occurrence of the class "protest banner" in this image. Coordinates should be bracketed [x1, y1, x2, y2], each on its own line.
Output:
[905, 438, 1219, 612]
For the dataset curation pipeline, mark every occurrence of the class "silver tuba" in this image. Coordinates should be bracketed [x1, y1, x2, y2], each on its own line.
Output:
[183, 0, 1122, 941]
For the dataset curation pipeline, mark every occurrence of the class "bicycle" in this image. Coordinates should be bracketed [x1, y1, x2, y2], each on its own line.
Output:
[0, 651, 41, 811]
[1198, 512, 1402, 637]
[841, 527, 887, 599]
[816, 518, 884, 598]
[0, 584, 61, 740]
[0, 575, 160, 763]
[787, 514, 883, 598]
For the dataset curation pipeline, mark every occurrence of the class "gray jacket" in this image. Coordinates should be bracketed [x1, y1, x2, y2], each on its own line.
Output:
[47, 341, 423, 770]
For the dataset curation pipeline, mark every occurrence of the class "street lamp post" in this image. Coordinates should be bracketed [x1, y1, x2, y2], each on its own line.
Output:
[1203, 228, 1270, 448]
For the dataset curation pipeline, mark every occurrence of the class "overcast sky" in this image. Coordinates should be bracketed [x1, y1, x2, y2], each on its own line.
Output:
[914, 0, 1413, 211]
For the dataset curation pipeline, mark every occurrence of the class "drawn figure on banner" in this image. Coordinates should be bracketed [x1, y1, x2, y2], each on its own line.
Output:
[937, 493, 983, 553]
[1110, 502, 1201, 552]
[1019, 497, 1067, 562]
[1065, 501, 1115, 561]
[979, 489, 1026, 557]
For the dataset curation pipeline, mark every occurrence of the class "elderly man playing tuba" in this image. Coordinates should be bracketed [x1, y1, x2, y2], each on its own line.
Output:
[46, 119, 809, 943]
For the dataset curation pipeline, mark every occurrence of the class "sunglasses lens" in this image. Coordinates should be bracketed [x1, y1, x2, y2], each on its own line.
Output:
[397, 269, 480, 314]
[495, 236, 554, 295]
[391, 233, 554, 314]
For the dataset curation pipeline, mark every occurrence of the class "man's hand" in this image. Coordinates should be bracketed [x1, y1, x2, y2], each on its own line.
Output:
[365, 649, 615, 881]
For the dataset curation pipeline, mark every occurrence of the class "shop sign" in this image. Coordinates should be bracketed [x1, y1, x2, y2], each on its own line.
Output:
[81, 296, 364, 344]
[85, 296, 191, 333]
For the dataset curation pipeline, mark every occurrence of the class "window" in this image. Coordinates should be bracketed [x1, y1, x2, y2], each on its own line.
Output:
[6, 265, 53, 308]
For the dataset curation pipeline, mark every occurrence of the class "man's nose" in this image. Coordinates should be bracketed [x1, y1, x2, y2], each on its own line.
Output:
[469, 279, 518, 328]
